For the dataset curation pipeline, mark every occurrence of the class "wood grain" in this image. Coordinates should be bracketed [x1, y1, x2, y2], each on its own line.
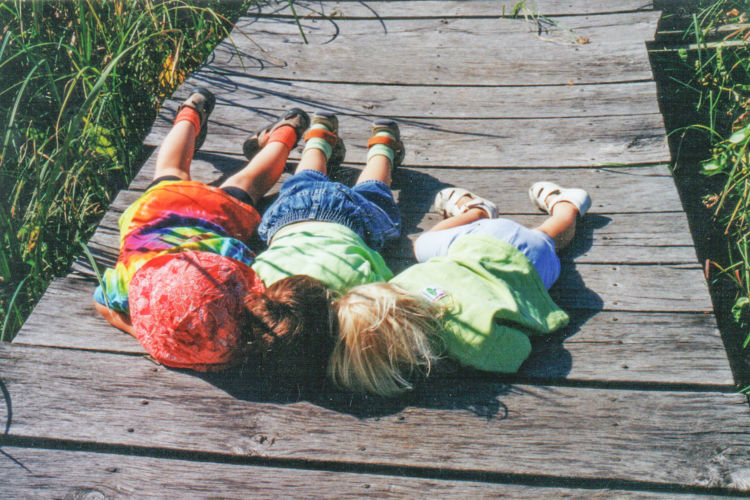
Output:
[205, 13, 661, 85]
[248, 0, 659, 18]
[165, 74, 664, 119]
[124, 151, 682, 213]
[1, 446, 710, 499]
[145, 113, 671, 168]
[1, 343, 748, 490]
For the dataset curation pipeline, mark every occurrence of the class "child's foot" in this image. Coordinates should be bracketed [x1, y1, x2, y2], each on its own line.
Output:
[529, 182, 591, 216]
[367, 119, 405, 172]
[433, 187, 498, 218]
[178, 87, 216, 150]
[303, 111, 346, 176]
[242, 108, 310, 160]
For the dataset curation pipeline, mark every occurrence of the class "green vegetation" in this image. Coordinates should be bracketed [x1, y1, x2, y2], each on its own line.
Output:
[672, 2, 750, 346]
[0, 0, 251, 341]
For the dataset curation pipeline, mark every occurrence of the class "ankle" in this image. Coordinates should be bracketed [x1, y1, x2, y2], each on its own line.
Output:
[267, 125, 297, 151]
[550, 200, 579, 218]
[174, 107, 201, 135]
[367, 130, 395, 165]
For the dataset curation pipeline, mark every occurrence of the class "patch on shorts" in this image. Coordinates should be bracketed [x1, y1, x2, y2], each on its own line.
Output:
[421, 285, 448, 302]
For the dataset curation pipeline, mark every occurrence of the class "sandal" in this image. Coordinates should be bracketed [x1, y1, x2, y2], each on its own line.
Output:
[434, 187, 498, 218]
[303, 111, 346, 177]
[368, 119, 405, 172]
[242, 108, 310, 160]
[528, 182, 591, 216]
[178, 87, 215, 151]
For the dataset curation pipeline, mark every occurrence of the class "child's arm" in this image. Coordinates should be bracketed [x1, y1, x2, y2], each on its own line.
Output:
[94, 301, 135, 336]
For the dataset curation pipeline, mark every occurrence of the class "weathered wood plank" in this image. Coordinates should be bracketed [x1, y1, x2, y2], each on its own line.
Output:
[231, 11, 660, 41]
[1, 344, 748, 490]
[406, 213, 697, 264]
[206, 14, 660, 85]
[521, 311, 731, 385]
[554, 262, 710, 312]
[146, 114, 671, 167]
[127, 157, 681, 216]
[1, 447, 711, 499]
[248, 0, 658, 18]
[87, 205, 698, 265]
[15, 258, 717, 380]
[15, 276, 730, 385]
[165, 74, 664, 119]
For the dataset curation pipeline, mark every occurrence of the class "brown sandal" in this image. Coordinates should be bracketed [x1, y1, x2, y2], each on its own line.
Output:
[242, 108, 310, 160]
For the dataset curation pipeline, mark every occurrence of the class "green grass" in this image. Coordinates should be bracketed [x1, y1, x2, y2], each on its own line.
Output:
[0, 0, 252, 341]
[680, 1, 750, 347]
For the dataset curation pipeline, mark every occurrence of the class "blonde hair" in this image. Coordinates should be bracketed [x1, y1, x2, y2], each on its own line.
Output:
[329, 282, 443, 397]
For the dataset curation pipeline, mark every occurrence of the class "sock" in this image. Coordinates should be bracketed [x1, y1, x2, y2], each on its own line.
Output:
[367, 130, 395, 163]
[174, 106, 201, 135]
[303, 123, 333, 160]
[267, 125, 298, 151]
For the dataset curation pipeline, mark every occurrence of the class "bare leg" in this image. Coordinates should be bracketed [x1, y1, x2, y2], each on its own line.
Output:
[153, 121, 196, 180]
[356, 154, 392, 186]
[428, 194, 491, 232]
[535, 201, 578, 250]
[219, 142, 290, 206]
[294, 146, 328, 175]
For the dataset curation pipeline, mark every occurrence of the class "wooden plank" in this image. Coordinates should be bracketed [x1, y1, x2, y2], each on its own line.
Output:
[206, 14, 661, 85]
[521, 311, 731, 385]
[146, 114, 671, 167]
[165, 74, 664, 119]
[249, 0, 659, 18]
[554, 263, 710, 312]
[14, 271, 726, 384]
[406, 212, 698, 264]
[14, 260, 718, 381]
[123, 152, 682, 213]
[87, 208, 698, 265]
[231, 11, 660, 41]
[1, 343, 748, 491]
[1, 447, 708, 499]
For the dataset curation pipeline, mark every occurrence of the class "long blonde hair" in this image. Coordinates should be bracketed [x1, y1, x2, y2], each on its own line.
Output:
[329, 282, 443, 397]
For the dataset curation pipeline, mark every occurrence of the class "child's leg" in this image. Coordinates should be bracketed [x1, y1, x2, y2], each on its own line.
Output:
[429, 187, 497, 233]
[356, 119, 405, 187]
[152, 121, 196, 181]
[221, 109, 309, 205]
[220, 142, 291, 206]
[294, 111, 344, 176]
[528, 182, 591, 251]
[153, 88, 215, 181]
[534, 201, 578, 250]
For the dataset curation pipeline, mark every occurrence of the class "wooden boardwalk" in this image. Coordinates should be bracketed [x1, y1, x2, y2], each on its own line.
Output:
[4, 1, 750, 496]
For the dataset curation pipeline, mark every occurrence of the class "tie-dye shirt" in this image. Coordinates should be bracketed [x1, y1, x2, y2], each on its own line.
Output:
[94, 180, 261, 313]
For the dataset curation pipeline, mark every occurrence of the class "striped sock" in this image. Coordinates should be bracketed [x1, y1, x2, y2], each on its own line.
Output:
[367, 130, 395, 164]
[303, 123, 333, 160]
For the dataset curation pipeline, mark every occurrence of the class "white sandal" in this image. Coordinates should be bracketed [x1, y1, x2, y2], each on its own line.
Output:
[528, 182, 591, 216]
[434, 187, 498, 218]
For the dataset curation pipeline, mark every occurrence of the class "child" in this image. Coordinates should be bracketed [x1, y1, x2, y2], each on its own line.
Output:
[250, 111, 404, 294]
[330, 182, 592, 396]
[93, 89, 334, 377]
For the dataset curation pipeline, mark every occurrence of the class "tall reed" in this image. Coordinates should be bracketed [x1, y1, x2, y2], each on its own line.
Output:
[0, 0, 251, 340]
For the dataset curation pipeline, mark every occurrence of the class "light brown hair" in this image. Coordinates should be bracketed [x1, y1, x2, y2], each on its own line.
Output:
[330, 282, 444, 397]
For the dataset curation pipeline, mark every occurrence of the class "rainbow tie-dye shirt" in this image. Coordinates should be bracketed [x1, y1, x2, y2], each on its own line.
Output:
[94, 180, 261, 313]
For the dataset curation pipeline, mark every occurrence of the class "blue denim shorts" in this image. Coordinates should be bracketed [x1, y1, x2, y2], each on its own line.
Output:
[414, 218, 561, 289]
[258, 170, 401, 250]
